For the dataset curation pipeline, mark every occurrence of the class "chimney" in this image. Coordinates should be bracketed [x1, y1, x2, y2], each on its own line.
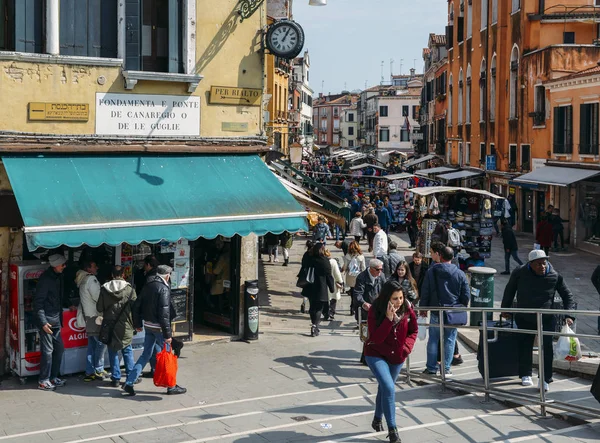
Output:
[319, 92, 323, 98]
[410, 68, 416, 77]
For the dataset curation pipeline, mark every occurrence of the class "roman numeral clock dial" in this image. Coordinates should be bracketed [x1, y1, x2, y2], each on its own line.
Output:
[265, 20, 305, 60]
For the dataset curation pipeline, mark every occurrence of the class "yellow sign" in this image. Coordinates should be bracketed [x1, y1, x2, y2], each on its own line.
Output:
[29, 102, 89, 121]
[209, 86, 262, 106]
[222, 122, 249, 132]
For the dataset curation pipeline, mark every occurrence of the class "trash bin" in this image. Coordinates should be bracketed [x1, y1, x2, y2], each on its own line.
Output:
[468, 267, 497, 327]
[244, 280, 260, 341]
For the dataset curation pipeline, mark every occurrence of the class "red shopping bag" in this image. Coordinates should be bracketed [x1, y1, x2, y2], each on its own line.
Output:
[153, 344, 178, 388]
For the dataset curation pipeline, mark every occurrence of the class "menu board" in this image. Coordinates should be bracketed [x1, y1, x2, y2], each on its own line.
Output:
[171, 288, 188, 323]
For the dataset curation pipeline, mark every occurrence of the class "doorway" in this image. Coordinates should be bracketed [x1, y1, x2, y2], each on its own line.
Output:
[523, 190, 534, 233]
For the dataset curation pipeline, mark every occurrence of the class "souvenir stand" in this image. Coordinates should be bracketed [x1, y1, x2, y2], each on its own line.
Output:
[409, 186, 501, 260]
[382, 174, 441, 230]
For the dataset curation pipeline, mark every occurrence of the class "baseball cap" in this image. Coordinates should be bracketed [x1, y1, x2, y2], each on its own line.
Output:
[528, 250, 549, 262]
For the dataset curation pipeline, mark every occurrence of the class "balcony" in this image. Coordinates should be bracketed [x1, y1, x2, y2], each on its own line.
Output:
[553, 143, 573, 155]
[579, 143, 599, 156]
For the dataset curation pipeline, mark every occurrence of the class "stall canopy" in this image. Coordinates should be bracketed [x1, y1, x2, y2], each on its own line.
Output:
[383, 172, 415, 181]
[415, 166, 456, 176]
[409, 186, 501, 199]
[512, 166, 600, 187]
[403, 153, 438, 168]
[437, 170, 485, 181]
[3, 154, 308, 250]
[349, 163, 388, 171]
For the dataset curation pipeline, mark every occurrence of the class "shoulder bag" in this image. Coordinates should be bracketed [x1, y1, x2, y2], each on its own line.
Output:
[432, 267, 467, 326]
[99, 293, 133, 346]
[296, 266, 315, 288]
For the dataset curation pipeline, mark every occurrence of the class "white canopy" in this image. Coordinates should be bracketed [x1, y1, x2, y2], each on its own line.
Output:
[383, 172, 415, 181]
[409, 186, 502, 199]
[349, 163, 389, 171]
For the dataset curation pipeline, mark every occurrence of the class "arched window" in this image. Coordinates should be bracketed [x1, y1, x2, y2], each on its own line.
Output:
[490, 55, 496, 121]
[448, 74, 453, 125]
[510, 45, 519, 119]
[458, 68, 463, 124]
[480, 59, 487, 122]
[466, 64, 472, 123]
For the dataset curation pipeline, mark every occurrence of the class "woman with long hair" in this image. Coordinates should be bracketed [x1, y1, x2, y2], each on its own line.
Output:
[388, 261, 418, 304]
[364, 280, 418, 442]
[305, 243, 335, 336]
[299, 240, 314, 314]
[342, 240, 366, 317]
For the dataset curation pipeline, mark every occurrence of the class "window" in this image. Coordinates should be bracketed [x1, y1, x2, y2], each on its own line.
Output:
[448, 74, 453, 125]
[458, 142, 464, 166]
[512, 0, 520, 13]
[321, 133, 326, 143]
[348, 127, 354, 136]
[481, 0, 488, 29]
[490, 143, 496, 157]
[348, 113, 354, 122]
[467, 0, 472, 38]
[348, 140, 354, 147]
[480, 143, 486, 163]
[333, 134, 339, 144]
[458, 69, 463, 124]
[563, 32, 575, 44]
[333, 107, 339, 117]
[490, 56, 496, 121]
[333, 119, 340, 129]
[492, 0, 498, 24]
[447, 2, 454, 48]
[457, 0, 464, 43]
[509, 144, 518, 167]
[60, 0, 118, 57]
[553, 106, 573, 154]
[580, 103, 599, 155]
[466, 64, 472, 124]
[447, 141, 452, 164]
[534, 85, 546, 126]
[321, 120, 327, 130]
[479, 59, 487, 122]
[521, 144, 531, 170]
[401, 129, 410, 142]
[379, 128, 390, 142]
[1, 0, 44, 52]
[412, 105, 419, 120]
[402, 105, 409, 117]
[380, 106, 389, 117]
[509, 46, 519, 119]
[465, 142, 471, 165]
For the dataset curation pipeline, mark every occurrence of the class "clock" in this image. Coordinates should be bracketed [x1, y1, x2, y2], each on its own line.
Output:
[265, 20, 305, 60]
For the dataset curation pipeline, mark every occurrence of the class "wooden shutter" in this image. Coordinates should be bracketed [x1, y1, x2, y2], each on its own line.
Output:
[580, 104, 589, 148]
[566, 106, 573, 152]
[553, 107, 562, 151]
[15, 0, 43, 53]
[94, 0, 117, 57]
[125, 0, 141, 70]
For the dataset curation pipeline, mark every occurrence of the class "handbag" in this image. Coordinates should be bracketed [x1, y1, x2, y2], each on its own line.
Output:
[432, 267, 468, 326]
[98, 294, 133, 345]
[296, 266, 315, 288]
[154, 343, 178, 388]
[75, 303, 86, 329]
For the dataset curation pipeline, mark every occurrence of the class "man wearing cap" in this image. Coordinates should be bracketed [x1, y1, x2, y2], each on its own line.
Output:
[501, 250, 575, 392]
[34, 254, 68, 391]
[123, 264, 186, 396]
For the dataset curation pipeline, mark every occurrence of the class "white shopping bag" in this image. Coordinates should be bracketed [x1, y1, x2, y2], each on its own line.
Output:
[417, 316, 428, 341]
[554, 324, 582, 362]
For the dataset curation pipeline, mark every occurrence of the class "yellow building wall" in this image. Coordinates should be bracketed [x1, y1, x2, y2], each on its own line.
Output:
[265, 52, 289, 155]
[0, 0, 265, 138]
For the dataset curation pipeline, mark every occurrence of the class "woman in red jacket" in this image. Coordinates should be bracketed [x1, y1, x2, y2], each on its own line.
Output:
[536, 215, 554, 255]
[365, 280, 418, 442]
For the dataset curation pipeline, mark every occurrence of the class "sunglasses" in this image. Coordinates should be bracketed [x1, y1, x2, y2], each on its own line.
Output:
[373, 267, 383, 272]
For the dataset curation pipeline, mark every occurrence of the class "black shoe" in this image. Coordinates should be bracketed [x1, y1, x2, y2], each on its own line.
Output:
[451, 355, 464, 366]
[167, 385, 187, 395]
[300, 303, 306, 314]
[329, 315, 335, 321]
[123, 384, 136, 396]
[110, 379, 120, 388]
[142, 371, 154, 378]
[388, 427, 400, 442]
[372, 418, 384, 432]
[310, 325, 316, 337]
[314, 327, 320, 337]
[283, 259, 289, 267]
[422, 369, 437, 375]
[500, 271, 511, 275]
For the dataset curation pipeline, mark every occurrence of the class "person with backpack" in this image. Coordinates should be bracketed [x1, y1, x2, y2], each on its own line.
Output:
[96, 265, 139, 387]
[501, 219, 523, 275]
[343, 241, 366, 317]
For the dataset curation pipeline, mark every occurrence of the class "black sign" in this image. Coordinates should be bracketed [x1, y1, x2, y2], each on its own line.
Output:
[171, 288, 188, 323]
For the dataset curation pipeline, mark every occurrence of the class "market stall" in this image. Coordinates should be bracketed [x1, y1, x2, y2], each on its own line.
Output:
[409, 186, 501, 262]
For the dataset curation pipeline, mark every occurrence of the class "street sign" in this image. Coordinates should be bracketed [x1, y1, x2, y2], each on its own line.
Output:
[486, 155, 497, 171]
[29, 102, 89, 121]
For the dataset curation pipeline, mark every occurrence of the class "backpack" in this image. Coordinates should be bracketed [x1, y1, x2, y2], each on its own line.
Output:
[348, 256, 361, 277]
[447, 228, 462, 248]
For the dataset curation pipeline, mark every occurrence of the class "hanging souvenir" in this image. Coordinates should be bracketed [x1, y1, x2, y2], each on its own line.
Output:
[419, 196, 428, 216]
[429, 195, 440, 215]
[482, 198, 492, 219]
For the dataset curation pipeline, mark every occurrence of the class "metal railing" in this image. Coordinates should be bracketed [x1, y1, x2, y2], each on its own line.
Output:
[402, 306, 600, 419]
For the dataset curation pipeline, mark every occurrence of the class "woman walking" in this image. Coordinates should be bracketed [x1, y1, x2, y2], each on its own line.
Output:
[305, 243, 335, 336]
[343, 241, 366, 317]
[299, 240, 314, 314]
[348, 212, 367, 243]
[324, 249, 344, 321]
[388, 261, 418, 304]
[364, 280, 418, 442]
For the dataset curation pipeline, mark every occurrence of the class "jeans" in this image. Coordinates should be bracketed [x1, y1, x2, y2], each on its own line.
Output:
[86, 335, 107, 375]
[426, 313, 458, 372]
[125, 328, 172, 387]
[365, 356, 403, 429]
[39, 326, 64, 383]
[108, 345, 135, 381]
[504, 250, 524, 273]
[515, 314, 556, 383]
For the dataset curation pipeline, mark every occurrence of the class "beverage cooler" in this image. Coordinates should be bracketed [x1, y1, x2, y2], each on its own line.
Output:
[9, 261, 145, 383]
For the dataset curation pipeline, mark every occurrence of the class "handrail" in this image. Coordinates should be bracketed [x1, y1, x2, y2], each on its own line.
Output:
[401, 305, 600, 418]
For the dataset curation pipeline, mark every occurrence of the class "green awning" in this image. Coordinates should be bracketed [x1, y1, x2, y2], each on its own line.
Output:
[2, 154, 307, 250]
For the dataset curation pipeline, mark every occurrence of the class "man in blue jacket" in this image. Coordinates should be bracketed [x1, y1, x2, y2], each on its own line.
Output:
[375, 203, 391, 234]
[419, 246, 470, 376]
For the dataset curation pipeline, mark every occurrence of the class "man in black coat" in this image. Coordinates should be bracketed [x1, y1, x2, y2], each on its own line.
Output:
[353, 258, 386, 322]
[501, 219, 523, 275]
[592, 265, 600, 334]
[123, 265, 186, 396]
[502, 249, 575, 392]
[305, 244, 335, 337]
[408, 252, 428, 294]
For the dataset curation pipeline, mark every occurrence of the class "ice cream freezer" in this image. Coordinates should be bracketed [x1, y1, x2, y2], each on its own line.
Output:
[9, 261, 145, 383]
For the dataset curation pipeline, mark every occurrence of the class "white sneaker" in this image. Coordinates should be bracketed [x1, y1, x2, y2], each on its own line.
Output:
[538, 380, 550, 392]
[521, 376, 534, 386]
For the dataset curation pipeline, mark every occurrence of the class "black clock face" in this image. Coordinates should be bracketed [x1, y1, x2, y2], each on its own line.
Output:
[266, 20, 305, 59]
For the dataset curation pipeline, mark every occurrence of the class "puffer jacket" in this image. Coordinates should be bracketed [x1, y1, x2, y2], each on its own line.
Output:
[76, 269, 102, 336]
[364, 304, 418, 365]
[133, 274, 173, 339]
[97, 279, 137, 351]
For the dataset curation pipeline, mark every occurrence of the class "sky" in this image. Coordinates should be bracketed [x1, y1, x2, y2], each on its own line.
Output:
[292, 0, 447, 95]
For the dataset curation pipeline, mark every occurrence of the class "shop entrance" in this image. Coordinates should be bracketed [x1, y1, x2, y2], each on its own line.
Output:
[193, 236, 241, 336]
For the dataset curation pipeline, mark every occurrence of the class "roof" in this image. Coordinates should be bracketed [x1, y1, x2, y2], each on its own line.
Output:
[553, 63, 600, 82]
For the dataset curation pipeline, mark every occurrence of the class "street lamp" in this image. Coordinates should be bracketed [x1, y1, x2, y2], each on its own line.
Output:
[309, 0, 327, 5]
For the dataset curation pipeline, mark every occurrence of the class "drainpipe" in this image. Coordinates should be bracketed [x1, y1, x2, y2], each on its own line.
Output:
[46, 0, 60, 55]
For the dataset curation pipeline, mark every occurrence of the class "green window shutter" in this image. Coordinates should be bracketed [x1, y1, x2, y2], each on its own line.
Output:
[125, 0, 141, 70]
[15, 0, 43, 53]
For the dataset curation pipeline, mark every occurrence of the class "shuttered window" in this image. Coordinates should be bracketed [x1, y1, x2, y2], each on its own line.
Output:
[553, 106, 573, 154]
[14, 0, 44, 53]
[60, 0, 118, 57]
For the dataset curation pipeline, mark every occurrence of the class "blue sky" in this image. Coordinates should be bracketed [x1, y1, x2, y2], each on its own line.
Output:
[292, 0, 447, 94]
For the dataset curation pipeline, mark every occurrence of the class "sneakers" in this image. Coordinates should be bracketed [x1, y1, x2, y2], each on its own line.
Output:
[50, 377, 66, 387]
[96, 370, 110, 379]
[110, 379, 121, 388]
[84, 370, 109, 382]
[38, 380, 56, 391]
[83, 373, 98, 382]
[122, 384, 136, 396]
[521, 376, 534, 386]
[166, 385, 187, 395]
[451, 355, 464, 366]
[422, 369, 438, 375]
[310, 325, 317, 337]
[538, 380, 550, 392]
[443, 371, 453, 378]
